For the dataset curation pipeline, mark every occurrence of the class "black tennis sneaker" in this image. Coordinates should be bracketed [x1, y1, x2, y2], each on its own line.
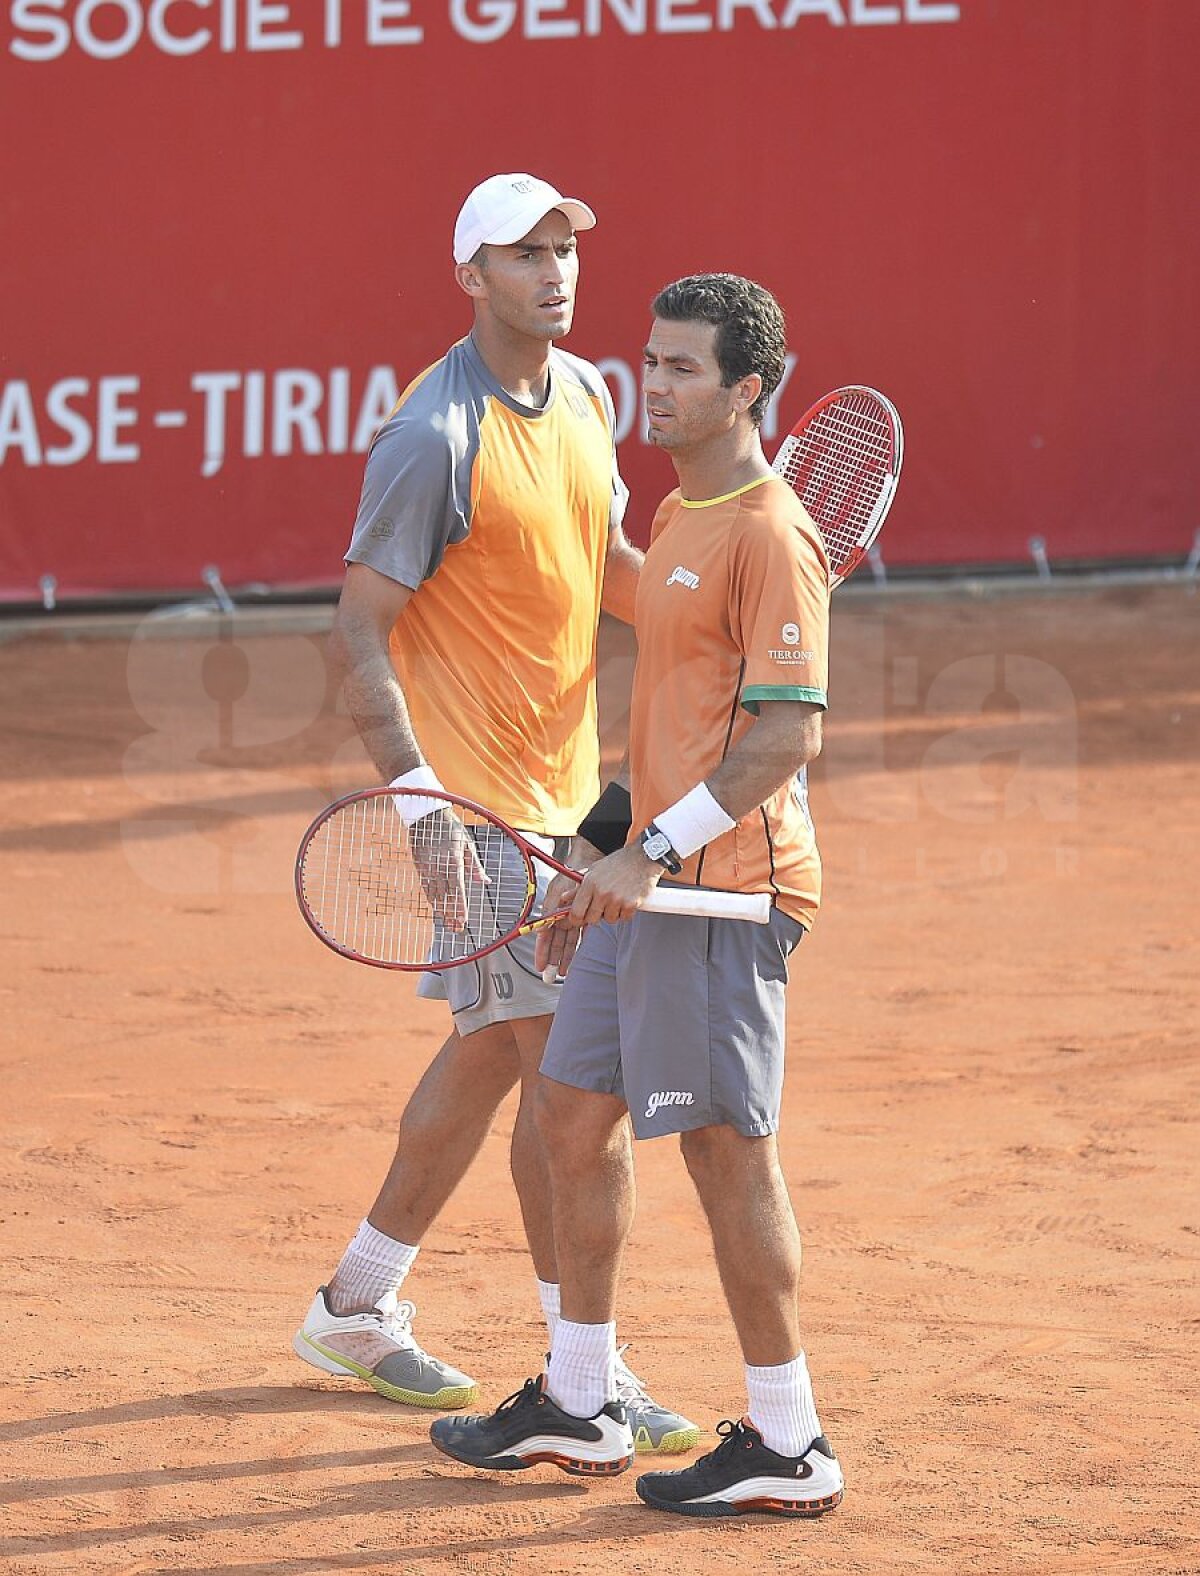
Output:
[635, 1416, 844, 1517]
[430, 1375, 634, 1477]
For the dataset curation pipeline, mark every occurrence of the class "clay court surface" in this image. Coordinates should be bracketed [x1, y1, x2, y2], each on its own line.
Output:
[1, 586, 1196, 1575]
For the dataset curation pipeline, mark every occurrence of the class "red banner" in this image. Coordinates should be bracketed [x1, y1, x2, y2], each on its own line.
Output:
[2, 0, 1198, 598]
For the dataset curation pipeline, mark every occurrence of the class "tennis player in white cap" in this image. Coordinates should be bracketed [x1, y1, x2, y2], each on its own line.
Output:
[291, 174, 699, 1456]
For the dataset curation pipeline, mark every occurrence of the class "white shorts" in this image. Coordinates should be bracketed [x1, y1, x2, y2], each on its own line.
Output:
[416, 831, 567, 1037]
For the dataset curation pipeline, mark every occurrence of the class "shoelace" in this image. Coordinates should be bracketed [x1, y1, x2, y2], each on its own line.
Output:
[613, 1343, 652, 1406]
[494, 1377, 544, 1414]
[709, 1418, 753, 1463]
[374, 1292, 423, 1352]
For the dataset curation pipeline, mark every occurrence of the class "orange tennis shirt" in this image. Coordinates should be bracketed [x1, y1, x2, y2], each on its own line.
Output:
[345, 336, 627, 835]
[629, 474, 831, 929]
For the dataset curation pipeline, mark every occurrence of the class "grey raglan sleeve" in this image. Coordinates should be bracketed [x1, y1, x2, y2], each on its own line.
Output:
[344, 415, 468, 590]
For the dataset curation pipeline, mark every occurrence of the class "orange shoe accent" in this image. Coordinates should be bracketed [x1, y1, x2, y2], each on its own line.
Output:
[524, 1451, 634, 1477]
[747, 1488, 843, 1517]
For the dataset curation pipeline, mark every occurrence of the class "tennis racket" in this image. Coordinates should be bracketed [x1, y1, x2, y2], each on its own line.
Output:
[296, 787, 771, 972]
[772, 385, 903, 587]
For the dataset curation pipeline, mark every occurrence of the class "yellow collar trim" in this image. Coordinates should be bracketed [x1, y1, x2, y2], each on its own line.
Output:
[679, 473, 778, 510]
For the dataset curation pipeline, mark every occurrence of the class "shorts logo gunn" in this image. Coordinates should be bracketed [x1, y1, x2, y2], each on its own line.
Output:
[644, 1090, 695, 1119]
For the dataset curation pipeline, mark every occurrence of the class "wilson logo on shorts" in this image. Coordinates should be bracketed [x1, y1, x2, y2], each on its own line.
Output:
[665, 566, 700, 590]
[644, 1090, 695, 1120]
[491, 971, 514, 1000]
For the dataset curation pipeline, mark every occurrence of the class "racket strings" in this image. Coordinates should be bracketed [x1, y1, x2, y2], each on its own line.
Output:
[774, 394, 895, 572]
[303, 797, 534, 966]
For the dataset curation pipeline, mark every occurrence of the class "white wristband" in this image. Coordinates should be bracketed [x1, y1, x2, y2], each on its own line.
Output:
[654, 782, 736, 860]
[389, 765, 447, 826]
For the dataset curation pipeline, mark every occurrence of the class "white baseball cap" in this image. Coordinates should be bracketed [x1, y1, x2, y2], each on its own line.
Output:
[453, 174, 597, 265]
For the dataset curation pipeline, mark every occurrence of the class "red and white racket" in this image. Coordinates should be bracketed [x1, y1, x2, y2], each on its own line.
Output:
[772, 385, 903, 587]
[296, 787, 770, 972]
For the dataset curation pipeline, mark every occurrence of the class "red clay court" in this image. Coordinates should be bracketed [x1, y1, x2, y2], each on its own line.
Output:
[1, 585, 1196, 1573]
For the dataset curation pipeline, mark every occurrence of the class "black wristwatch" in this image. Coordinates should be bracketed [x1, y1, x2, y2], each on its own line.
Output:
[641, 821, 683, 876]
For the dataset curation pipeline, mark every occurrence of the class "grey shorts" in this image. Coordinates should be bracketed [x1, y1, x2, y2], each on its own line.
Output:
[540, 906, 805, 1139]
[416, 830, 567, 1037]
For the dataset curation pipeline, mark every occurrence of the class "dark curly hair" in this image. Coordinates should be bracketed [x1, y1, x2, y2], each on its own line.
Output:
[650, 274, 787, 427]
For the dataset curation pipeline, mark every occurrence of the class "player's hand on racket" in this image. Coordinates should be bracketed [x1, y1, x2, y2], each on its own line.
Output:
[407, 806, 490, 932]
[534, 835, 605, 980]
[568, 843, 664, 928]
[298, 788, 769, 975]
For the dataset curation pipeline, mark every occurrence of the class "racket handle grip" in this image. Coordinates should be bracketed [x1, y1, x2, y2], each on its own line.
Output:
[643, 888, 772, 924]
[540, 889, 772, 982]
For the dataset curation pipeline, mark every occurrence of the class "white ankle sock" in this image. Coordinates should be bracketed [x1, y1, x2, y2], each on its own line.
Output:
[536, 1278, 561, 1342]
[327, 1219, 419, 1314]
[546, 1318, 616, 1418]
[745, 1350, 823, 1458]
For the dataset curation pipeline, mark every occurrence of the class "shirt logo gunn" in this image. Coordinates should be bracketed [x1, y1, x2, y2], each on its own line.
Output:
[665, 565, 700, 590]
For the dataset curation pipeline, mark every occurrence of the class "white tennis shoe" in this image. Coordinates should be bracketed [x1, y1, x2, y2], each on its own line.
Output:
[293, 1287, 477, 1409]
[614, 1344, 702, 1455]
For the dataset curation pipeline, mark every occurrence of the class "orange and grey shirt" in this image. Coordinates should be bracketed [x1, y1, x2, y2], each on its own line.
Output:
[628, 474, 831, 929]
[345, 335, 628, 835]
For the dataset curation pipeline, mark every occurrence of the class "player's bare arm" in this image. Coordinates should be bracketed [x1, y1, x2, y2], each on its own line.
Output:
[600, 524, 643, 624]
[566, 701, 821, 929]
[329, 562, 423, 779]
[702, 698, 822, 820]
[331, 562, 487, 924]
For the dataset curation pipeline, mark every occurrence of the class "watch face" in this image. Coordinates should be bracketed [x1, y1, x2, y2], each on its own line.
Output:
[643, 831, 671, 861]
